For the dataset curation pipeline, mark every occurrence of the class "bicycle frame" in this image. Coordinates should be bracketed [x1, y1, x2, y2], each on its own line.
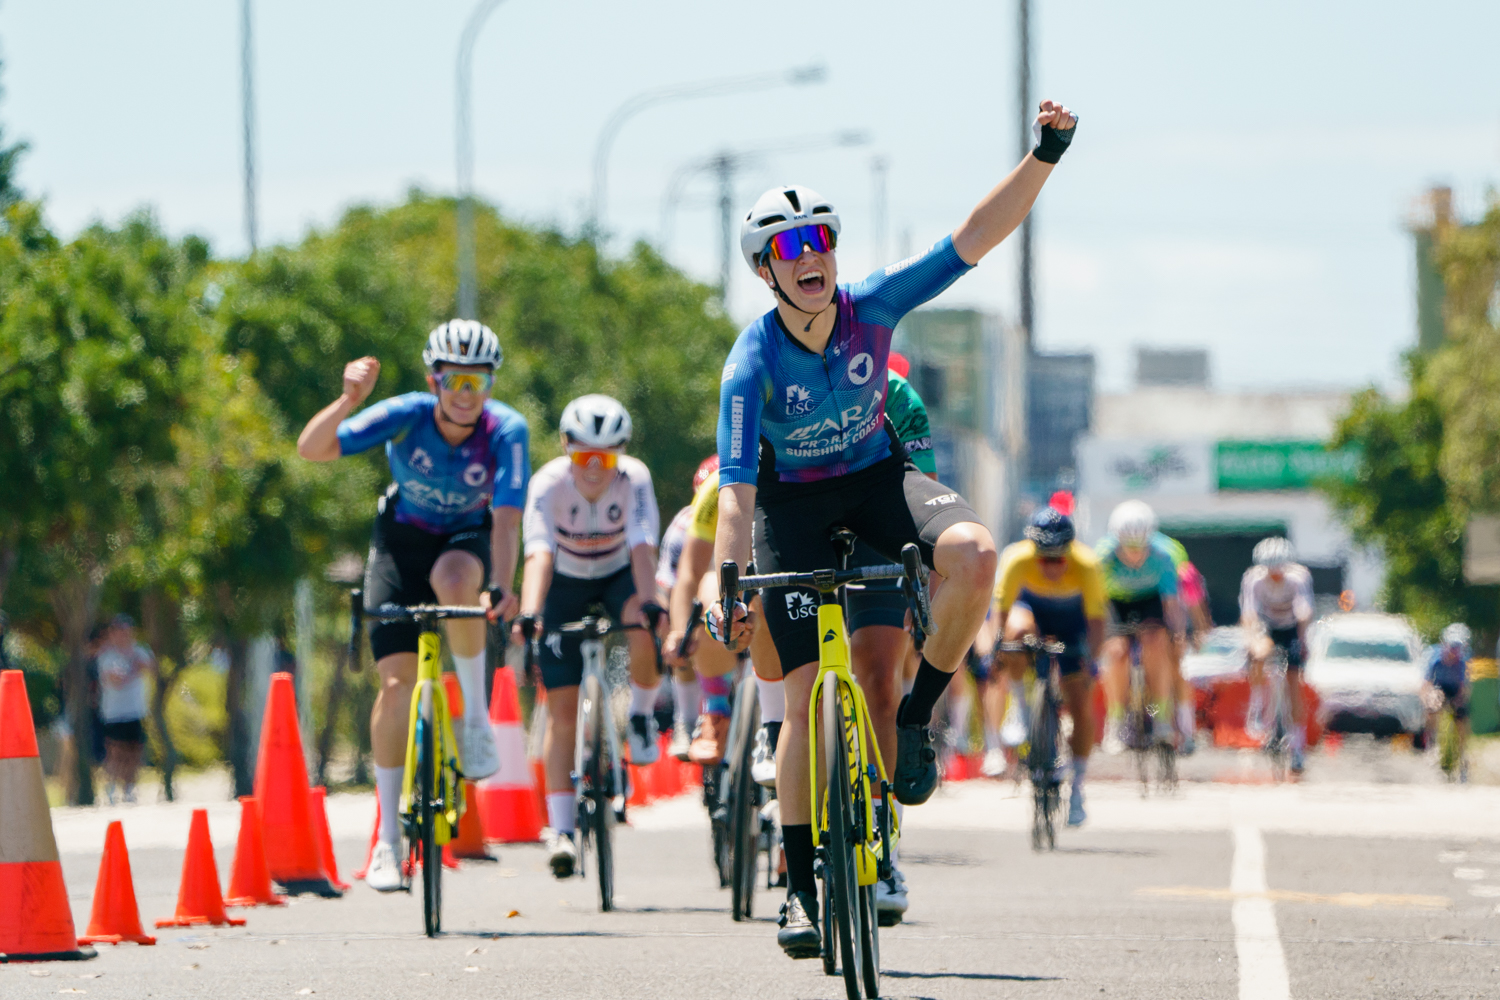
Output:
[572, 629, 627, 825]
[401, 627, 464, 842]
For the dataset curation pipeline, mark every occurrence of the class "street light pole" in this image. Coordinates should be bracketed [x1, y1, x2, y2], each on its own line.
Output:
[870, 155, 888, 266]
[715, 154, 733, 300]
[1017, 0, 1034, 349]
[240, 0, 258, 254]
[455, 0, 506, 321]
[590, 62, 825, 241]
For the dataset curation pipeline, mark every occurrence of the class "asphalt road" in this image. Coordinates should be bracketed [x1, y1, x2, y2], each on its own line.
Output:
[8, 742, 1500, 1000]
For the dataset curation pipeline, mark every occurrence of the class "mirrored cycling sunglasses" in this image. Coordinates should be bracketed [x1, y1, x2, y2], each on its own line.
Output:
[438, 371, 494, 394]
[764, 223, 837, 262]
[568, 448, 619, 470]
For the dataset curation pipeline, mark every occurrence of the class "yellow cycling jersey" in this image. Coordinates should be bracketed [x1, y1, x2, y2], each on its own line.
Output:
[995, 539, 1107, 619]
[687, 470, 720, 542]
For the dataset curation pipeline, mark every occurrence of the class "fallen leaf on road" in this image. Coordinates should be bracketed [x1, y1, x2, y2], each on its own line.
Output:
[507, 909, 520, 918]
[465, 946, 485, 955]
[270, 939, 286, 945]
[464, 967, 479, 973]
[297, 989, 315, 995]
[183, 965, 199, 971]
[186, 943, 210, 950]
[77, 974, 101, 979]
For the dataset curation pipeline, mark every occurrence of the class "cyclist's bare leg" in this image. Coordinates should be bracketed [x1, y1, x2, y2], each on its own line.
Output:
[1140, 625, 1175, 735]
[430, 550, 485, 656]
[1061, 674, 1094, 759]
[542, 683, 580, 799]
[1100, 635, 1130, 742]
[850, 624, 907, 777]
[620, 593, 662, 689]
[923, 523, 1000, 674]
[777, 661, 820, 827]
[1245, 633, 1271, 731]
[999, 605, 1040, 677]
[371, 652, 417, 848]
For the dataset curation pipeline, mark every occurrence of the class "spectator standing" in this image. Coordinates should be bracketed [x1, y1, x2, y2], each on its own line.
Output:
[96, 613, 153, 804]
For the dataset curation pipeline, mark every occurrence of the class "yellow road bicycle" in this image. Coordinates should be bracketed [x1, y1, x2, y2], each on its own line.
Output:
[721, 541, 933, 1000]
[350, 591, 488, 937]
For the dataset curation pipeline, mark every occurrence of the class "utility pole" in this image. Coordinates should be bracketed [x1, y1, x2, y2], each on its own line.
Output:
[240, 0, 258, 253]
[716, 153, 733, 303]
[455, 0, 506, 321]
[870, 155, 889, 266]
[1017, 0, 1034, 349]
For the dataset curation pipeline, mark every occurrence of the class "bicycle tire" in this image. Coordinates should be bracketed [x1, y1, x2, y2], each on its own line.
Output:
[820, 861, 836, 977]
[581, 673, 615, 912]
[417, 684, 441, 937]
[858, 882, 881, 999]
[1026, 677, 1060, 853]
[822, 672, 869, 1000]
[730, 676, 761, 921]
[712, 764, 732, 889]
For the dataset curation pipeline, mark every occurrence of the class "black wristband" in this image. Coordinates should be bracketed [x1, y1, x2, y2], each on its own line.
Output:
[1032, 123, 1076, 164]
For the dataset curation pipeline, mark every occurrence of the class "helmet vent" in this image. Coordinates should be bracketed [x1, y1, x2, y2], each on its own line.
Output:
[783, 190, 801, 211]
[812, 206, 832, 215]
[592, 415, 606, 434]
[757, 215, 786, 229]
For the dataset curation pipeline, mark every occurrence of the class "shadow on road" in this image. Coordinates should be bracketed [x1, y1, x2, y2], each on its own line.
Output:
[884, 969, 1062, 982]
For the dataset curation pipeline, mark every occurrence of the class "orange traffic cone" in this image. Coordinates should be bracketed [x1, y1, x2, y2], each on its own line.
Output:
[446, 779, 495, 861]
[225, 796, 285, 907]
[155, 809, 246, 928]
[0, 670, 97, 962]
[530, 758, 548, 824]
[309, 786, 352, 891]
[476, 667, 544, 843]
[253, 673, 342, 897]
[353, 795, 380, 881]
[79, 821, 156, 945]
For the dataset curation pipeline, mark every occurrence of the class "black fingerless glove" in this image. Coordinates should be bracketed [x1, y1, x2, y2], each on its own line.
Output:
[1032, 123, 1076, 164]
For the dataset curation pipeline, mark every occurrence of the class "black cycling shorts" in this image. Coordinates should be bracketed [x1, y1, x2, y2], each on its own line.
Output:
[1106, 593, 1166, 638]
[1436, 681, 1470, 721]
[365, 491, 492, 661]
[753, 454, 979, 672]
[1267, 625, 1305, 671]
[101, 719, 147, 745]
[537, 566, 637, 690]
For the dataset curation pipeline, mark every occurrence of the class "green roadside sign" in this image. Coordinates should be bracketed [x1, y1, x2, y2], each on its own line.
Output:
[1216, 440, 1360, 492]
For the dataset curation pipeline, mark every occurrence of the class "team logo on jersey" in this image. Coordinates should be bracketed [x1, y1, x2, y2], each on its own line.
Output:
[462, 462, 487, 487]
[607, 503, 622, 523]
[925, 493, 958, 506]
[847, 352, 875, 385]
[409, 447, 435, 477]
[785, 592, 818, 620]
[721, 363, 737, 383]
[785, 384, 814, 415]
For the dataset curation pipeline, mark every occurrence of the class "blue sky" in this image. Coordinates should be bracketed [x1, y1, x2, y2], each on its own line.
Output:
[3, 1, 1497, 390]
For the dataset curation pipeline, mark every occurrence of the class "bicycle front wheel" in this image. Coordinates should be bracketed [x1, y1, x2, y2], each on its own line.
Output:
[580, 673, 614, 912]
[730, 675, 761, 921]
[417, 683, 442, 937]
[821, 672, 871, 1000]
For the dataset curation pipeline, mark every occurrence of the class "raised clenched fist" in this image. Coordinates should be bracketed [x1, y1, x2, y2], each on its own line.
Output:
[1035, 99, 1077, 133]
[343, 356, 380, 405]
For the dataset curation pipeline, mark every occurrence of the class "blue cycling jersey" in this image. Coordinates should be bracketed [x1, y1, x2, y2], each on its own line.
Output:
[336, 392, 530, 534]
[717, 235, 972, 487]
[1426, 648, 1469, 689]
[1095, 534, 1181, 602]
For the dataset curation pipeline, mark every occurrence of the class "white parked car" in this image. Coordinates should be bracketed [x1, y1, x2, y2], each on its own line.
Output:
[1304, 613, 1426, 736]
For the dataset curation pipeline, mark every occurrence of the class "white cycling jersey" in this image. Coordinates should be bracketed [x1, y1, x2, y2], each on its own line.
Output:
[655, 505, 692, 594]
[523, 456, 659, 580]
[1239, 564, 1313, 632]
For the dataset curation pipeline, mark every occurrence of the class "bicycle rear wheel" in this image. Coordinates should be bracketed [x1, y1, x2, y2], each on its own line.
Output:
[730, 675, 761, 921]
[1027, 679, 1060, 852]
[417, 683, 442, 937]
[580, 673, 615, 912]
[821, 672, 871, 1000]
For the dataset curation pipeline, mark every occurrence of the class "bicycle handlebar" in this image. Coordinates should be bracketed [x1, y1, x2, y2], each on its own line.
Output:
[676, 599, 704, 661]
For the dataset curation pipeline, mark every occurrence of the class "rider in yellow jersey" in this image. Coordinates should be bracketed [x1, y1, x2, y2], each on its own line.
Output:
[981, 507, 1106, 826]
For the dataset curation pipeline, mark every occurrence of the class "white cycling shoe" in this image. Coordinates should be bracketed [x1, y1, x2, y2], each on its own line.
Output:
[627, 714, 660, 765]
[365, 841, 404, 893]
[981, 747, 1007, 778]
[463, 720, 501, 780]
[875, 867, 909, 926]
[547, 830, 578, 879]
[751, 722, 780, 788]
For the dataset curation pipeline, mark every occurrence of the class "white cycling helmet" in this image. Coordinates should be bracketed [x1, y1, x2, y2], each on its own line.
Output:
[560, 394, 632, 449]
[1441, 623, 1471, 648]
[422, 319, 502, 370]
[1108, 500, 1158, 546]
[1252, 536, 1294, 568]
[739, 184, 842, 273]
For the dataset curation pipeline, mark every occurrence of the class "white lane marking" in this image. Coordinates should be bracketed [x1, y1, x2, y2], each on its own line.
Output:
[1232, 825, 1291, 1000]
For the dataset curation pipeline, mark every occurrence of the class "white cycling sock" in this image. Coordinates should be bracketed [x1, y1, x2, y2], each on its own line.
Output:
[1177, 700, 1196, 738]
[452, 652, 489, 726]
[546, 792, 575, 835]
[673, 678, 701, 727]
[756, 677, 786, 723]
[1246, 687, 1266, 730]
[628, 681, 659, 717]
[375, 765, 403, 848]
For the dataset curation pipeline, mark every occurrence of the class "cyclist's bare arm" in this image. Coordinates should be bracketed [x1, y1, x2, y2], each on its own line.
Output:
[296, 357, 380, 461]
[1163, 594, 1186, 637]
[952, 101, 1075, 265]
[515, 549, 553, 640]
[670, 535, 713, 644]
[485, 507, 522, 621]
[710, 482, 756, 643]
[628, 542, 660, 627]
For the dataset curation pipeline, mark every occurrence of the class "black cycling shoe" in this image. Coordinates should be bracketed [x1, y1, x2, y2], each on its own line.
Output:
[894, 696, 939, 805]
[777, 890, 822, 959]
